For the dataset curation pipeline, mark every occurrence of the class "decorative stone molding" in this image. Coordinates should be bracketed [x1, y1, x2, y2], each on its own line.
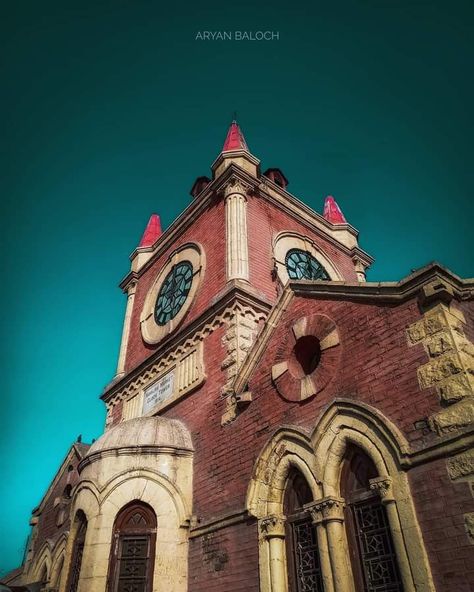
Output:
[352, 256, 367, 282]
[260, 515, 286, 539]
[465, 513, 474, 544]
[273, 231, 344, 285]
[446, 450, 474, 481]
[220, 305, 266, 425]
[140, 243, 205, 345]
[369, 477, 393, 501]
[308, 497, 345, 523]
[116, 279, 138, 376]
[271, 314, 341, 402]
[224, 177, 250, 282]
[407, 302, 474, 434]
[107, 302, 267, 426]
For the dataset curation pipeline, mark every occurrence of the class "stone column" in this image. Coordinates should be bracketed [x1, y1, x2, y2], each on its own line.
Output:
[318, 497, 354, 592]
[352, 257, 366, 282]
[370, 477, 415, 592]
[308, 503, 335, 592]
[260, 515, 287, 592]
[224, 178, 250, 282]
[116, 280, 137, 376]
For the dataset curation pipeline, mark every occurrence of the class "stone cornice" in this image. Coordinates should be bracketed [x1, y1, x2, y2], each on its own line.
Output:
[101, 283, 272, 403]
[231, 262, 473, 398]
[78, 445, 193, 473]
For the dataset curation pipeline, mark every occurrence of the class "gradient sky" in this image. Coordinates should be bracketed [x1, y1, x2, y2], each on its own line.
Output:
[1, 0, 473, 576]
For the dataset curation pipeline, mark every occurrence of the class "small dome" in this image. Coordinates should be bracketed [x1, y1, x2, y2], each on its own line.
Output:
[87, 416, 193, 456]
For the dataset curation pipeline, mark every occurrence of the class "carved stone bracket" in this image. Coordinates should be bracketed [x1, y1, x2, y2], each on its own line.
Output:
[307, 497, 345, 523]
[369, 477, 393, 502]
[222, 176, 252, 199]
[260, 515, 286, 539]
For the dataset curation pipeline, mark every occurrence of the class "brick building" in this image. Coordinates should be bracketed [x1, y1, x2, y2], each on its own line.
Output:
[6, 122, 474, 592]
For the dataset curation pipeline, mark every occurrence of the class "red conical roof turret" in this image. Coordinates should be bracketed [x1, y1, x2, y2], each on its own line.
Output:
[323, 196, 347, 224]
[222, 120, 249, 152]
[139, 214, 162, 247]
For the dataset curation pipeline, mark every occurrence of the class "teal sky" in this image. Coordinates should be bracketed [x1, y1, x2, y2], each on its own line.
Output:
[0, 0, 472, 576]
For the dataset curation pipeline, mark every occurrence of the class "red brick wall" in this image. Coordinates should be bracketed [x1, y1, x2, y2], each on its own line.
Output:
[188, 521, 259, 592]
[159, 295, 473, 590]
[125, 192, 360, 372]
[410, 458, 474, 592]
[34, 452, 82, 553]
[247, 194, 359, 301]
[125, 198, 226, 371]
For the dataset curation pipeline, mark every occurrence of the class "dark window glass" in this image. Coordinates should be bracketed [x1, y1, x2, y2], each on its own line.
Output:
[285, 249, 330, 281]
[341, 447, 403, 592]
[108, 501, 157, 592]
[154, 261, 194, 325]
[284, 471, 324, 592]
[67, 511, 87, 592]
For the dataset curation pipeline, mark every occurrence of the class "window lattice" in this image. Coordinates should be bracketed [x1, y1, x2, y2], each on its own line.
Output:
[293, 519, 324, 592]
[353, 500, 403, 592]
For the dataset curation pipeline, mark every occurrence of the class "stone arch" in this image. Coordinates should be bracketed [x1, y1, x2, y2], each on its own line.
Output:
[312, 399, 435, 592]
[247, 426, 321, 518]
[31, 542, 52, 583]
[100, 468, 190, 526]
[273, 231, 345, 284]
[50, 532, 68, 587]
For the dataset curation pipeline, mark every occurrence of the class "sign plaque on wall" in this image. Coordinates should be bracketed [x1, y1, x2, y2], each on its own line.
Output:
[142, 370, 175, 414]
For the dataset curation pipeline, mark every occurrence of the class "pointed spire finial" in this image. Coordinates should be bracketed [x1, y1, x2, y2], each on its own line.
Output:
[222, 119, 248, 152]
[139, 213, 162, 247]
[323, 196, 347, 224]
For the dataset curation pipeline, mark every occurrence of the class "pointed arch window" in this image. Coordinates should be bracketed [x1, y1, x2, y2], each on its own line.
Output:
[341, 446, 403, 592]
[66, 511, 87, 592]
[284, 470, 324, 592]
[107, 501, 157, 592]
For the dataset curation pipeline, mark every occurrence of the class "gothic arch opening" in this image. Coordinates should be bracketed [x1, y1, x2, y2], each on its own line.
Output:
[340, 445, 403, 592]
[284, 469, 324, 592]
[65, 510, 87, 592]
[107, 500, 157, 592]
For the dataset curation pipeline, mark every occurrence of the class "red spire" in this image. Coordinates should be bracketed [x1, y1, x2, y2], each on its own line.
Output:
[139, 214, 162, 247]
[323, 196, 347, 224]
[222, 120, 249, 152]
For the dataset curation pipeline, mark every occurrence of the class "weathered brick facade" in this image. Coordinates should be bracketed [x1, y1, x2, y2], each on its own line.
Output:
[8, 122, 473, 592]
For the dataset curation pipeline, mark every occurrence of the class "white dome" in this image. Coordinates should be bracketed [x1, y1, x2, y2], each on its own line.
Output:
[87, 416, 193, 456]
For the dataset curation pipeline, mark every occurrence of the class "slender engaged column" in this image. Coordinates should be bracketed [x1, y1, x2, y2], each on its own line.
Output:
[116, 280, 137, 376]
[318, 497, 354, 592]
[370, 477, 415, 592]
[224, 178, 249, 282]
[308, 503, 335, 592]
[260, 515, 287, 592]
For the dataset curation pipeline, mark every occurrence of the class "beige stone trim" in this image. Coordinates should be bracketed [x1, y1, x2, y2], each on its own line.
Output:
[247, 402, 436, 592]
[140, 243, 205, 345]
[273, 231, 344, 284]
[224, 178, 250, 282]
[407, 302, 474, 434]
[115, 279, 137, 376]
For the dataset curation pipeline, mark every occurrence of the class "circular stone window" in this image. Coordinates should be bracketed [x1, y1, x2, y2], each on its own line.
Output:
[271, 314, 341, 402]
[285, 249, 330, 281]
[140, 244, 205, 344]
[154, 261, 194, 325]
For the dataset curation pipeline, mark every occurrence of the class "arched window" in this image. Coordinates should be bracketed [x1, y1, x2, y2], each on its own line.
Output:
[107, 501, 157, 592]
[66, 511, 87, 592]
[341, 446, 403, 592]
[284, 470, 324, 592]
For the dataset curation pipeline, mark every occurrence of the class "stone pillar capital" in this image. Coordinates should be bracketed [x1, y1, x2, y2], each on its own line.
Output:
[369, 476, 393, 502]
[222, 177, 251, 199]
[260, 515, 286, 539]
[307, 497, 345, 523]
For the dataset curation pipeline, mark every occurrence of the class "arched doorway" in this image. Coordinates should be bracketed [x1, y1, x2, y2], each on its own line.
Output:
[107, 500, 157, 592]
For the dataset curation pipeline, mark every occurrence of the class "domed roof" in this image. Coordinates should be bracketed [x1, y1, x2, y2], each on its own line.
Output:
[87, 416, 193, 456]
